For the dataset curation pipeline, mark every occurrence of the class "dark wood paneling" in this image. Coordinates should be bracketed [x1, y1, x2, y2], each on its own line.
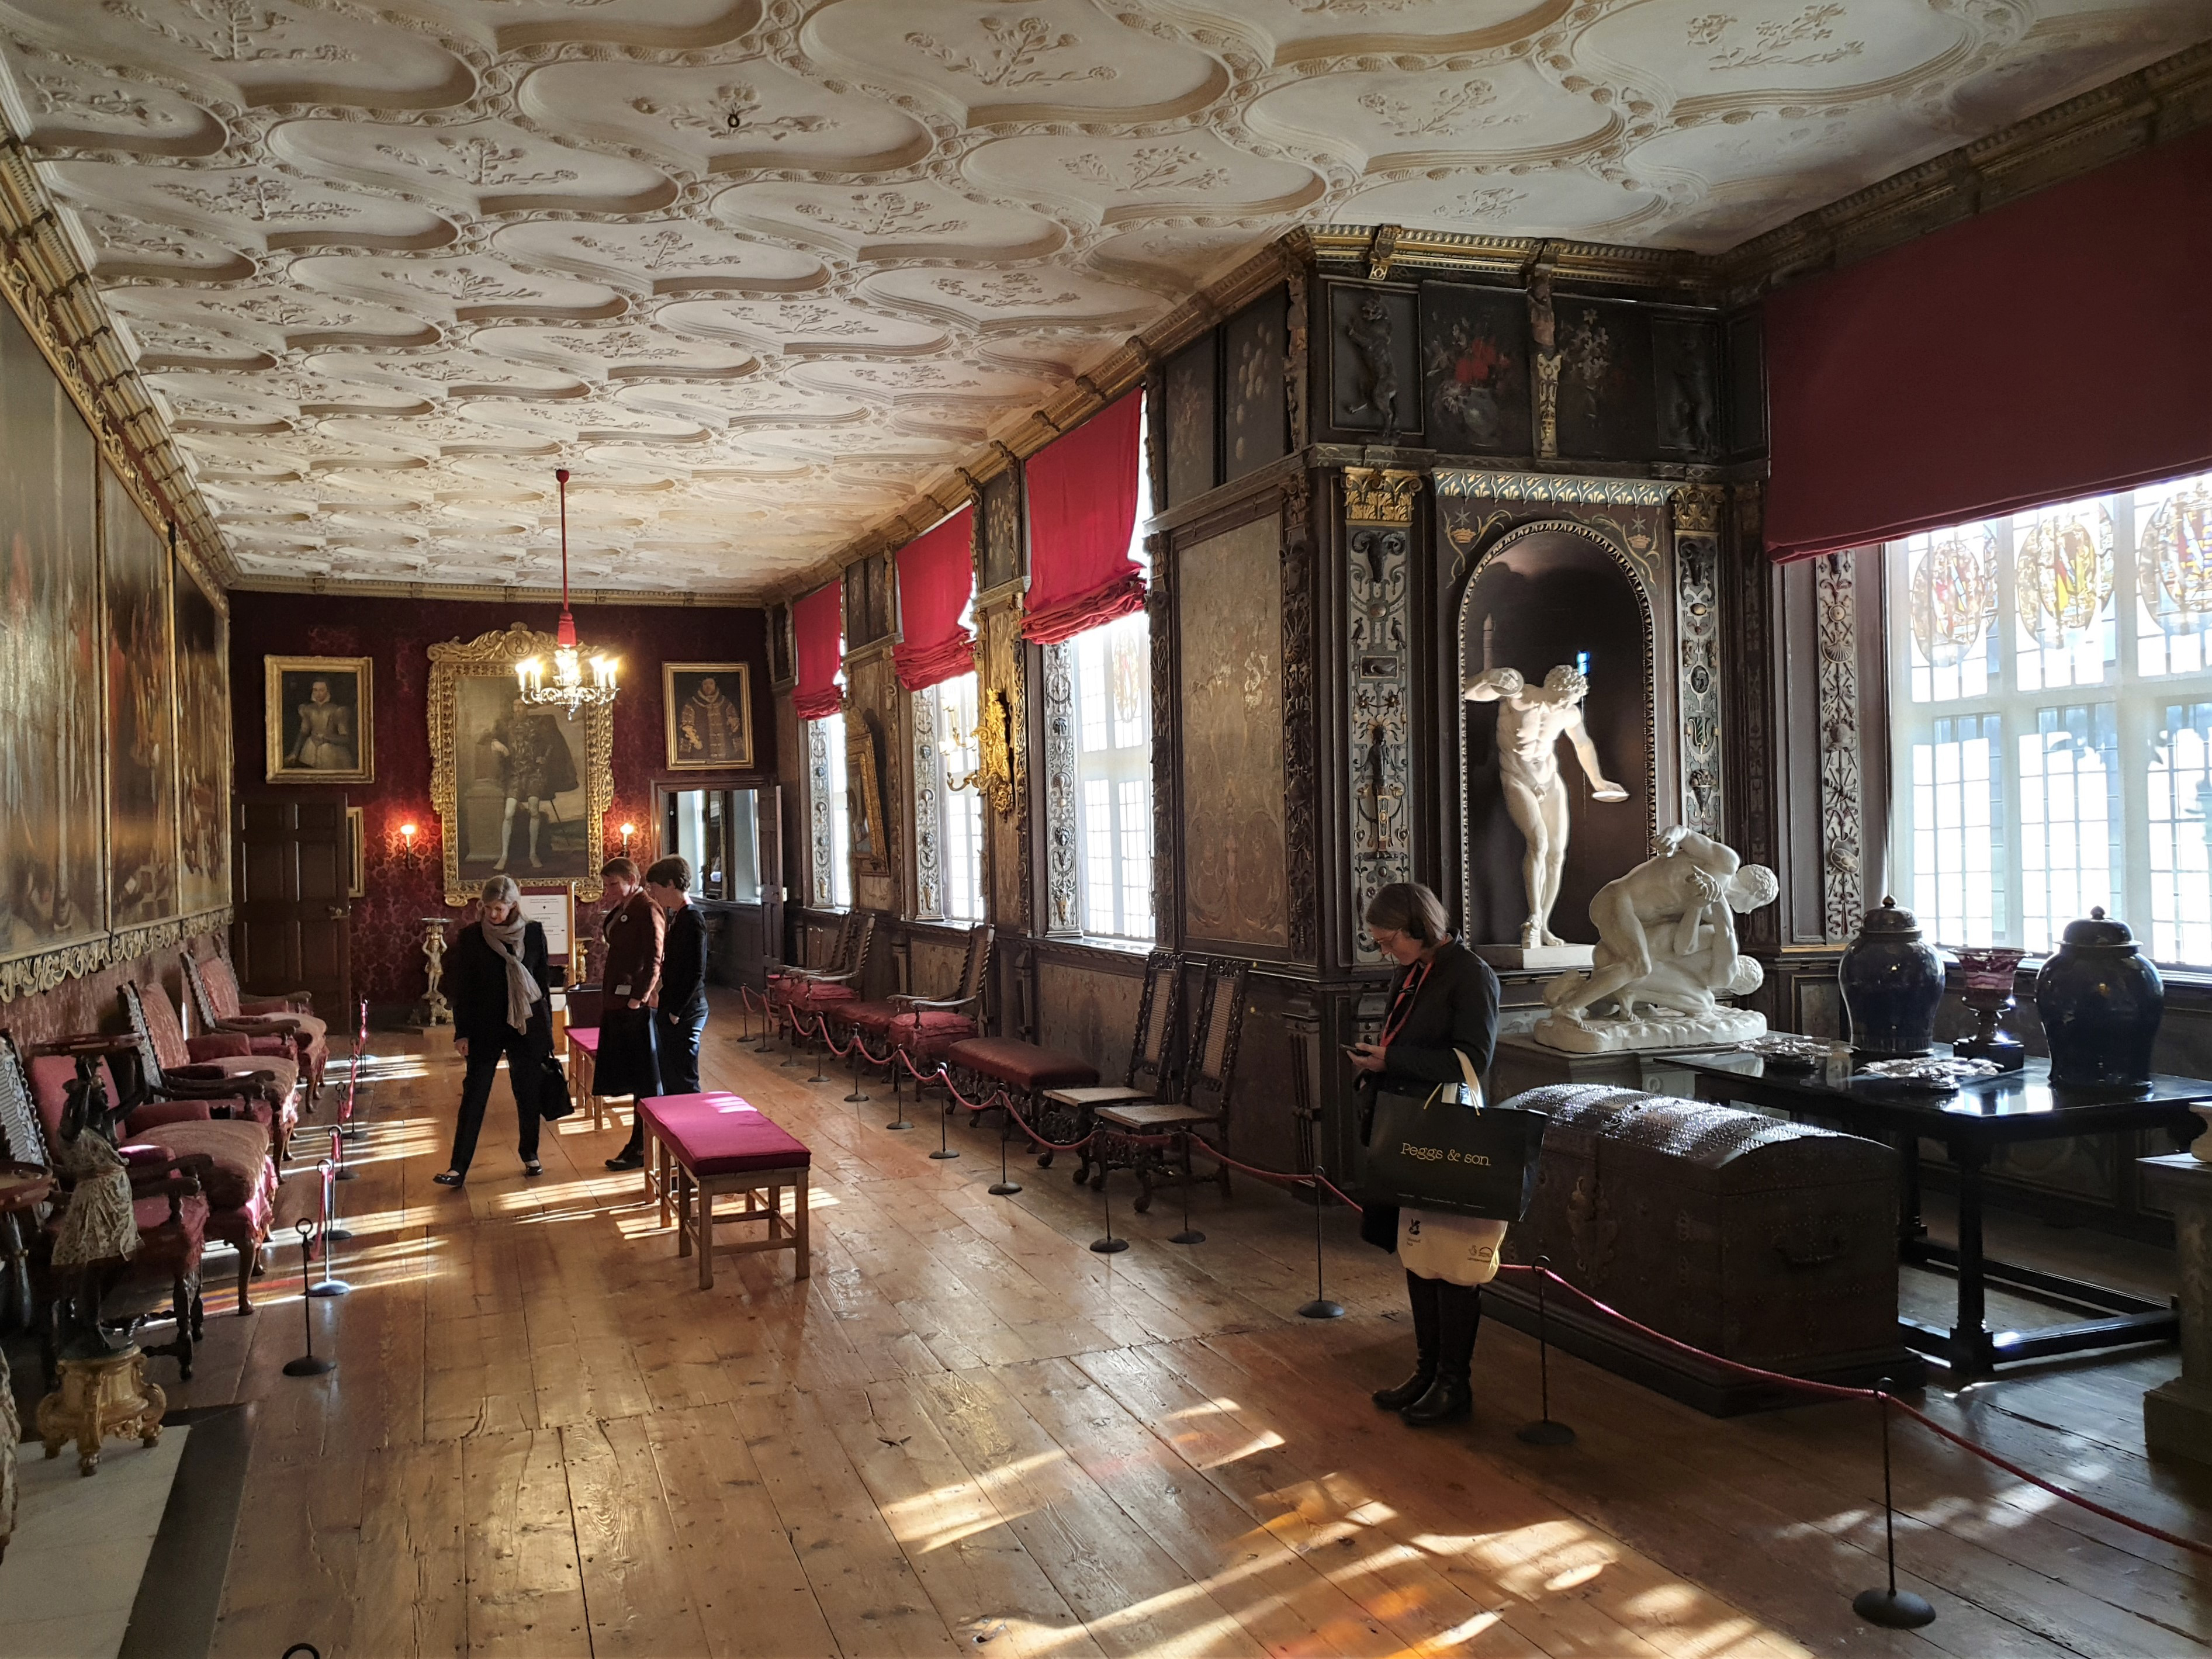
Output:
[1223, 291, 1289, 482]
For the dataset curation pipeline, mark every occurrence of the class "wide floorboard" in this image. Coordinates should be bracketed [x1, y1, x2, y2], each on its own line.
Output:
[172, 991, 2212, 1658]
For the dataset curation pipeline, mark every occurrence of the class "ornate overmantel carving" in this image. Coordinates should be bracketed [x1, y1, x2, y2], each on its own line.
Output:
[1342, 467, 1421, 528]
[1815, 552, 1864, 941]
[1670, 484, 1728, 839]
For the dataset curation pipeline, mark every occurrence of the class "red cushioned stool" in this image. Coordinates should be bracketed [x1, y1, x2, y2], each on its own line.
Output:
[637, 1092, 811, 1288]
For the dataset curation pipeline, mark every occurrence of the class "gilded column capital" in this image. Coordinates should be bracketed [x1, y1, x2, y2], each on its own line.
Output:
[1344, 467, 1422, 527]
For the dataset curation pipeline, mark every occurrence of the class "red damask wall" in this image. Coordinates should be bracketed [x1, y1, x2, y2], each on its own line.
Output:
[228, 593, 771, 1010]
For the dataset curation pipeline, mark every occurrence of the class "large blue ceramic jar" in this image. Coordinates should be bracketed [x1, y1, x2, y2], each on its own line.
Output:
[2034, 908, 2164, 1088]
[1839, 898, 1944, 1058]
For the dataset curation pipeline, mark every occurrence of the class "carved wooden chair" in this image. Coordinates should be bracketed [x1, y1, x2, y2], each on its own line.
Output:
[1093, 955, 1252, 1211]
[185, 947, 329, 1100]
[121, 981, 300, 1159]
[837, 924, 995, 1102]
[0, 1034, 209, 1381]
[774, 912, 878, 1059]
[1031, 950, 1185, 1180]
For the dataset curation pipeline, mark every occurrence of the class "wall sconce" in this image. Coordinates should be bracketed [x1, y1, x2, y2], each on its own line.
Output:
[619, 821, 636, 856]
[388, 817, 431, 871]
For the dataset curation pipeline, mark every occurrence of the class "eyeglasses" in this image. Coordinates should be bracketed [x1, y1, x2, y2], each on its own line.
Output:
[1370, 927, 1406, 948]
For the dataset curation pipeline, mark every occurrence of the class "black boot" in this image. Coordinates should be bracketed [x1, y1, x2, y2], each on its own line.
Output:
[1373, 1364, 1435, 1411]
[1400, 1374, 1473, 1426]
[1379, 1268, 1442, 1409]
[1401, 1280, 1480, 1427]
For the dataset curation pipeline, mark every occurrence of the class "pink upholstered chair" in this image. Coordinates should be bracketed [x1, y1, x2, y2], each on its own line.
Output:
[185, 948, 328, 1099]
[121, 981, 300, 1158]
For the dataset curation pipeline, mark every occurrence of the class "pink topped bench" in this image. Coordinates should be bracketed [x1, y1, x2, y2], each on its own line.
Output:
[637, 1092, 811, 1287]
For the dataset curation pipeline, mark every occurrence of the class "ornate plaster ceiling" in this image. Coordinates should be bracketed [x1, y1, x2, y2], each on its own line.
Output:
[0, 0, 2202, 595]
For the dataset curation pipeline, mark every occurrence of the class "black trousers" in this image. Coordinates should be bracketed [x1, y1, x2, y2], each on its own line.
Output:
[619, 1002, 707, 1158]
[1405, 1270, 1483, 1381]
[450, 1028, 543, 1175]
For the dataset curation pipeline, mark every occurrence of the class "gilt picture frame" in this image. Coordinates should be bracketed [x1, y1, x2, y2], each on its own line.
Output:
[265, 654, 373, 785]
[428, 624, 613, 906]
[663, 661, 754, 771]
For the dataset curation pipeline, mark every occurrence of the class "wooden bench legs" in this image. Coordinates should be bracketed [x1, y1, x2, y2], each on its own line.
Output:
[669, 1163, 810, 1289]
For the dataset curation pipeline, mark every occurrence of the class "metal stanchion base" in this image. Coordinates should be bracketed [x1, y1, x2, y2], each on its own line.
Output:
[1853, 1591, 1935, 1629]
[989, 1180, 1023, 1196]
[323, 1225, 355, 1244]
[334, 1166, 360, 1181]
[1517, 1419, 1576, 1446]
[843, 1085, 871, 1103]
[1089, 1236, 1128, 1255]
[282, 1354, 336, 1377]
[307, 1280, 354, 1298]
[1169, 1228, 1206, 1245]
[1297, 1298, 1345, 1319]
[884, 1117, 913, 1131]
[929, 1148, 959, 1161]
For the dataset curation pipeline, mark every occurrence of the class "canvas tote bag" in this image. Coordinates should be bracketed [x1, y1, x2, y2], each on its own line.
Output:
[1363, 1048, 1548, 1223]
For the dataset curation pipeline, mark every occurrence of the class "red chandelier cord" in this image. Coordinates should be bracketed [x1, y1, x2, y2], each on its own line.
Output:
[555, 466, 577, 649]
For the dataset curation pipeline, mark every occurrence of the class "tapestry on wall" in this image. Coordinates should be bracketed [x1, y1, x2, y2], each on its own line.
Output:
[1179, 516, 1288, 951]
[102, 465, 176, 929]
[0, 304, 103, 965]
[173, 548, 231, 918]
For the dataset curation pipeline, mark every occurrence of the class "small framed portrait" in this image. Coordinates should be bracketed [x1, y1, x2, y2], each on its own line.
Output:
[663, 662, 753, 771]
[266, 655, 373, 784]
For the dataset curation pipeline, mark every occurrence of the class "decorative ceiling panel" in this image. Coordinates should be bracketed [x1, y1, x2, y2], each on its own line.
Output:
[0, 0, 2203, 594]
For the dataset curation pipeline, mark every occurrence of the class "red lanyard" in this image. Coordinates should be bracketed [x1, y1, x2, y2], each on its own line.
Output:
[1379, 958, 1433, 1046]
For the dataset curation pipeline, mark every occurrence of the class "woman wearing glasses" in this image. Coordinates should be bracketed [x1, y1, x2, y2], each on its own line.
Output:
[1347, 881, 1502, 1426]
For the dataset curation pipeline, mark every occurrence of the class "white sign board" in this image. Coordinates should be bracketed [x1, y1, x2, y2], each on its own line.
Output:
[517, 891, 572, 956]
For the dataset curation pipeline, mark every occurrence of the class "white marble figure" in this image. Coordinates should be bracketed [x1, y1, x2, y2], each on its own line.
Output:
[1533, 827, 1780, 1054]
[1466, 664, 1628, 950]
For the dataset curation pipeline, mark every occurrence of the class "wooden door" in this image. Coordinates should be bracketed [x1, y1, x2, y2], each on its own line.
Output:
[753, 784, 783, 991]
[234, 798, 352, 1015]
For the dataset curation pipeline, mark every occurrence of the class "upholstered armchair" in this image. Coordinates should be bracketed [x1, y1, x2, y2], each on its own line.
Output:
[185, 949, 328, 1099]
[23, 1038, 277, 1326]
[120, 981, 300, 1158]
[0, 1036, 211, 1381]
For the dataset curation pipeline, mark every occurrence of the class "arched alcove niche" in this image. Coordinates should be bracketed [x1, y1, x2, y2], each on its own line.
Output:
[1457, 519, 1661, 951]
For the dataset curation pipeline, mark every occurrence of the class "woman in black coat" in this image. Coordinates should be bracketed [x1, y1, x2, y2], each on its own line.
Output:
[434, 875, 553, 1186]
[1349, 881, 1501, 1426]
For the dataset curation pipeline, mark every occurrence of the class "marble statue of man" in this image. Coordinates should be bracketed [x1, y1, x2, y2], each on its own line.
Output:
[1466, 664, 1628, 949]
[1533, 826, 1780, 1053]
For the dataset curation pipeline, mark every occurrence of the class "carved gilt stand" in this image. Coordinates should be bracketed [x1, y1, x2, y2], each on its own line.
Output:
[37, 1344, 164, 1476]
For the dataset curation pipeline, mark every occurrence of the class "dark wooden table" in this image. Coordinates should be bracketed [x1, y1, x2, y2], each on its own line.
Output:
[1674, 1052, 2207, 1378]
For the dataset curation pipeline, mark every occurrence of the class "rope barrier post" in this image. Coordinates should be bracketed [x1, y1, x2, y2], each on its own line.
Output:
[1169, 1130, 1204, 1246]
[779, 1008, 805, 1067]
[754, 992, 777, 1054]
[989, 1114, 1022, 1196]
[1516, 1258, 1575, 1446]
[341, 999, 368, 1142]
[282, 1220, 336, 1377]
[323, 1131, 355, 1243]
[1089, 1173, 1128, 1255]
[1853, 1382, 1936, 1629]
[308, 1159, 353, 1298]
[806, 1028, 831, 1083]
[1297, 1165, 1344, 1319]
[884, 1042, 914, 1131]
[843, 1039, 871, 1104]
[331, 1111, 358, 1182]
[929, 1082, 959, 1160]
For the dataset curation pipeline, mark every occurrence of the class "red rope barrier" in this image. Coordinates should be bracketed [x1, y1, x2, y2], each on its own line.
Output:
[727, 1005, 2212, 1560]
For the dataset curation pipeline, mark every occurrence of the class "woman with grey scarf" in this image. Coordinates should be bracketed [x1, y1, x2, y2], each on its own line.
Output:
[435, 875, 553, 1186]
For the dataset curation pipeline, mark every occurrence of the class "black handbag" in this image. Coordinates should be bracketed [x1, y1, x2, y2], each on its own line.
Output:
[1363, 1052, 1548, 1222]
[538, 1051, 576, 1121]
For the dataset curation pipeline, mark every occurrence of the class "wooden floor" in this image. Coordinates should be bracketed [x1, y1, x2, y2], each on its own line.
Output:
[164, 989, 2212, 1658]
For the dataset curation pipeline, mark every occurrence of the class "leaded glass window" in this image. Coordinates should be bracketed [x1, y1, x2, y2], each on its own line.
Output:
[1888, 468, 2212, 965]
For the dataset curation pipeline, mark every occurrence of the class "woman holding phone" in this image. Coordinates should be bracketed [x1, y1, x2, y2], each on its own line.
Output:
[1347, 881, 1501, 1426]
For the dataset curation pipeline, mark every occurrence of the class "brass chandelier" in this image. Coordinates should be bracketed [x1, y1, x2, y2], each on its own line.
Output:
[515, 466, 618, 714]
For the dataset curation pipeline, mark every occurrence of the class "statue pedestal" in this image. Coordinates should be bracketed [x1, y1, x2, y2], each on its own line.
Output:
[2140, 1154, 2212, 1465]
[36, 1345, 163, 1476]
[1476, 943, 1595, 971]
[1533, 1006, 1766, 1054]
[1490, 1034, 1723, 1102]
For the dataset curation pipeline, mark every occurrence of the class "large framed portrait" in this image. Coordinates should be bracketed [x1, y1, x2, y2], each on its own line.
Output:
[265, 655, 373, 784]
[102, 464, 176, 929]
[663, 661, 753, 771]
[172, 546, 231, 917]
[430, 624, 612, 905]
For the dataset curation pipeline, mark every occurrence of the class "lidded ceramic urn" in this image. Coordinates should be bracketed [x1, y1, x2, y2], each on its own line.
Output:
[2034, 908, 2164, 1089]
[1838, 898, 1945, 1058]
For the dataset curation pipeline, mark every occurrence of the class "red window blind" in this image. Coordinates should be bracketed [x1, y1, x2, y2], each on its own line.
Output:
[1021, 393, 1146, 645]
[892, 506, 977, 692]
[791, 581, 844, 720]
[1764, 127, 2212, 563]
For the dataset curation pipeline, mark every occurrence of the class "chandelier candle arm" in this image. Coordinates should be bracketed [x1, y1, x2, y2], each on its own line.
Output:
[518, 468, 619, 714]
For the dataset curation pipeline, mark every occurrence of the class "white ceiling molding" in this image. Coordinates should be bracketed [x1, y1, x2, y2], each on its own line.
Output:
[0, 0, 2203, 598]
